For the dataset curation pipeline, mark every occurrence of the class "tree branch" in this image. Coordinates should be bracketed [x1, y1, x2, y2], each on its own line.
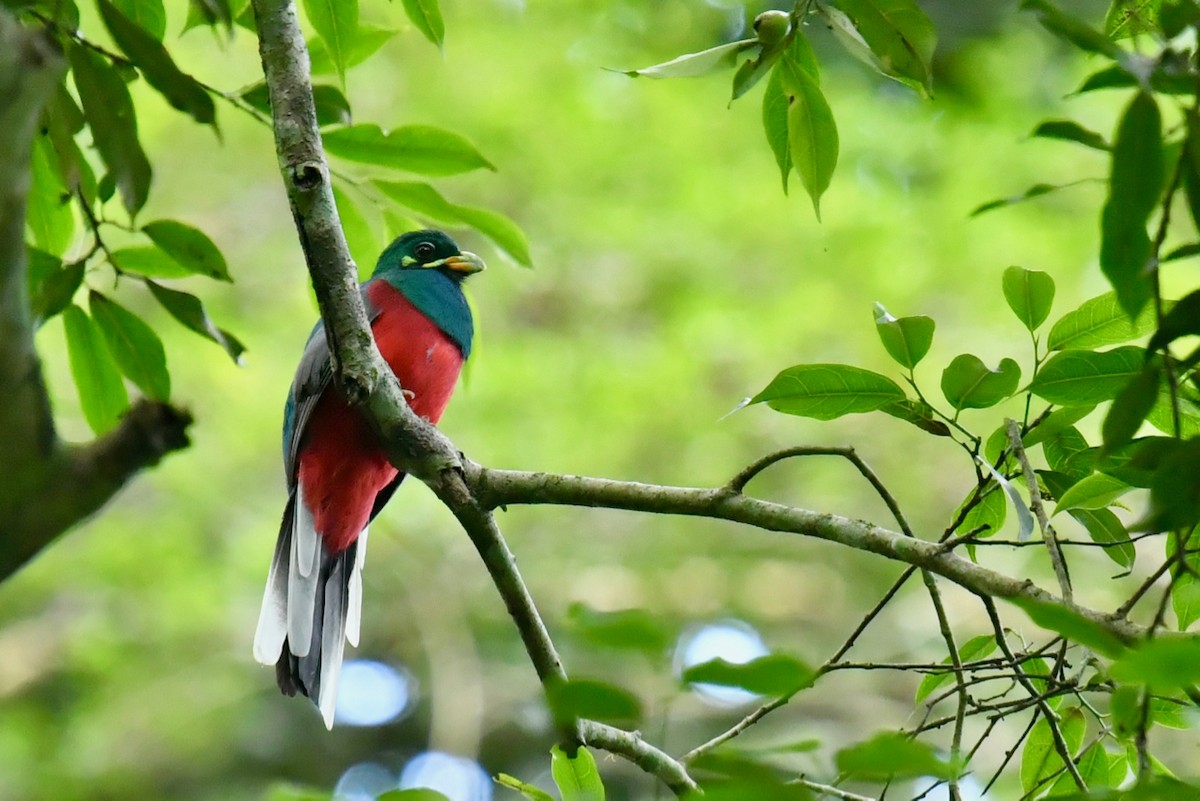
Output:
[467, 464, 1153, 644]
[0, 13, 191, 581]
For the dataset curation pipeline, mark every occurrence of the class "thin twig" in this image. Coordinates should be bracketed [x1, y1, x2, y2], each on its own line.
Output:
[1006, 419, 1072, 602]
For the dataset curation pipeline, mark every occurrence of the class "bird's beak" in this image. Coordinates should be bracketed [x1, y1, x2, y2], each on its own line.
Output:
[434, 251, 486, 274]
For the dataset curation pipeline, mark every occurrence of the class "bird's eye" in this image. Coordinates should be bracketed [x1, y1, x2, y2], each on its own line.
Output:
[414, 242, 436, 260]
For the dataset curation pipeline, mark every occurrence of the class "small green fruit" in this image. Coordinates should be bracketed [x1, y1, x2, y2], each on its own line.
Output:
[753, 10, 791, 46]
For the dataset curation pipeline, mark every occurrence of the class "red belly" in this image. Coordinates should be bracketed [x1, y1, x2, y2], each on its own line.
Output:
[296, 282, 465, 553]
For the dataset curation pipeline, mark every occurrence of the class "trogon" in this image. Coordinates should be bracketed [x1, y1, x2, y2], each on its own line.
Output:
[253, 230, 484, 727]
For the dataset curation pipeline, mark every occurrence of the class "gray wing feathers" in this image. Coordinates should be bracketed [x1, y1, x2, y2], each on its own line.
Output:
[286, 485, 321, 657]
[252, 496, 292, 665]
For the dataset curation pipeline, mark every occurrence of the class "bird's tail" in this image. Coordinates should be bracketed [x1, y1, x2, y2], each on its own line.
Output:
[253, 488, 367, 728]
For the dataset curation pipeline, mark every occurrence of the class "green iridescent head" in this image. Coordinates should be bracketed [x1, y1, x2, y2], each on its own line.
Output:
[374, 229, 485, 283]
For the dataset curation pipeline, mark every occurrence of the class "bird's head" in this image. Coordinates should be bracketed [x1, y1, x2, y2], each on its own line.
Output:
[374, 229, 486, 283]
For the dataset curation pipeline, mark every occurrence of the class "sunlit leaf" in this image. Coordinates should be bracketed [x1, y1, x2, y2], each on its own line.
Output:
[1054, 473, 1133, 514]
[324, 124, 494, 176]
[941, 354, 1020, 410]
[565, 603, 671, 659]
[62, 304, 129, 433]
[880, 398, 952, 436]
[495, 774, 556, 801]
[761, 67, 791, 193]
[374, 180, 531, 266]
[621, 39, 757, 79]
[874, 303, 934, 368]
[781, 60, 838, 218]
[89, 291, 170, 401]
[142, 220, 231, 281]
[550, 746, 605, 801]
[98, 0, 217, 127]
[31, 261, 84, 325]
[110, 0, 165, 39]
[400, 0, 444, 48]
[1106, 0, 1163, 39]
[308, 23, 397, 74]
[827, 0, 936, 95]
[956, 483, 1007, 539]
[302, 0, 358, 83]
[1022, 0, 1128, 59]
[1048, 291, 1157, 350]
[749, 363, 906, 419]
[975, 455, 1035, 541]
[146, 280, 245, 363]
[68, 43, 152, 215]
[1003, 266, 1056, 332]
[26, 137, 75, 255]
[1030, 347, 1145, 405]
[1024, 405, 1097, 447]
[1100, 91, 1162, 319]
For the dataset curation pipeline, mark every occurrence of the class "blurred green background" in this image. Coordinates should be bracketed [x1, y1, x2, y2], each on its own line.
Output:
[4, 1, 1192, 799]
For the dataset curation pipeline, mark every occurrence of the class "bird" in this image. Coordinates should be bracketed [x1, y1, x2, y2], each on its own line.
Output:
[252, 229, 484, 727]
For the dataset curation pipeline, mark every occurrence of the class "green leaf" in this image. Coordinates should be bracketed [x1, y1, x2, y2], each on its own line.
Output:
[1148, 288, 1200, 352]
[874, 303, 934, 368]
[97, 0, 216, 127]
[915, 634, 996, 702]
[495, 774, 556, 801]
[826, 0, 937, 95]
[62, 304, 129, 433]
[68, 43, 152, 215]
[749, 363, 906, 420]
[1111, 637, 1200, 689]
[88, 291, 170, 401]
[546, 679, 640, 726]
[400, 0, 444, 48]
[835, 732, 959, 780]
[550, 746, 605, 801]
[1054, 472, 1133, 514]
[182, 0, 234, 34]
[1147, 383, 1200, 439]
[880, 398, 952, 437]
[1022, 656, 1058, 707]
[940, 354, 1021, 410]
[1106, 0, 1163, 39]
[1173, 571, 1200, 630]
[1181, 111, 1200, 241]
[31, 261, 85, 325]
[377, 791, 451, 801]
[110, 0, 165, 39]
[1103, 360, 1161, 452]
[781, 62, 838, 219]
[682, 654, 814, 696]
[323, 124, 494, 176]
[265, 783, 330, 801]
[1100, 91, 1162, 319]
[761, 67, 791, 193]
[1002, 266, 1056, 332]
[373, 180, 532, 267]
[1142, 437, 1200, 530]
[1074, 63, 1194, 95]
[1020, 706, 1085, 794]
[1022, 0, 1129, 59]
[146, 280, 245, 363]
[308, 23, 397, 75]
[976, 455, 1035, 541]
[1073, 506, 1136, 568]
[332, 182, 380, 281]
[26, 137, 75, 255]
[1029, 346, 1145, 405]
[1030, 119, 1110, 151]
[110, 246, 194, 280]
[1048, 291, 1157, 351]
[142, 220, 231, 280]
[239, 82, 351, 127]
[301, 0, 358, 83]
[956, 483, 1007, 539]
[1024, 405, 1097, 447]
[970, 181, 1090, 216]
[565, 603, 671, 659]
[621, 39, 757, 79]
[1043, 427, 1091, 483]
[1010, 597, 1128, 657]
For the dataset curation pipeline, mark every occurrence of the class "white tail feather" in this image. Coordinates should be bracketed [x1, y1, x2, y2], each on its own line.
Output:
[318, 569, 348, 729]
[252, 527, 289, 664]
[287, 488, 321, 657]
[345, 529, 367, 647]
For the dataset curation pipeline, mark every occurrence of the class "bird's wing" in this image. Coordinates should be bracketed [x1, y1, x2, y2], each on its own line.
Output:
[281, 285, 382, 482]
